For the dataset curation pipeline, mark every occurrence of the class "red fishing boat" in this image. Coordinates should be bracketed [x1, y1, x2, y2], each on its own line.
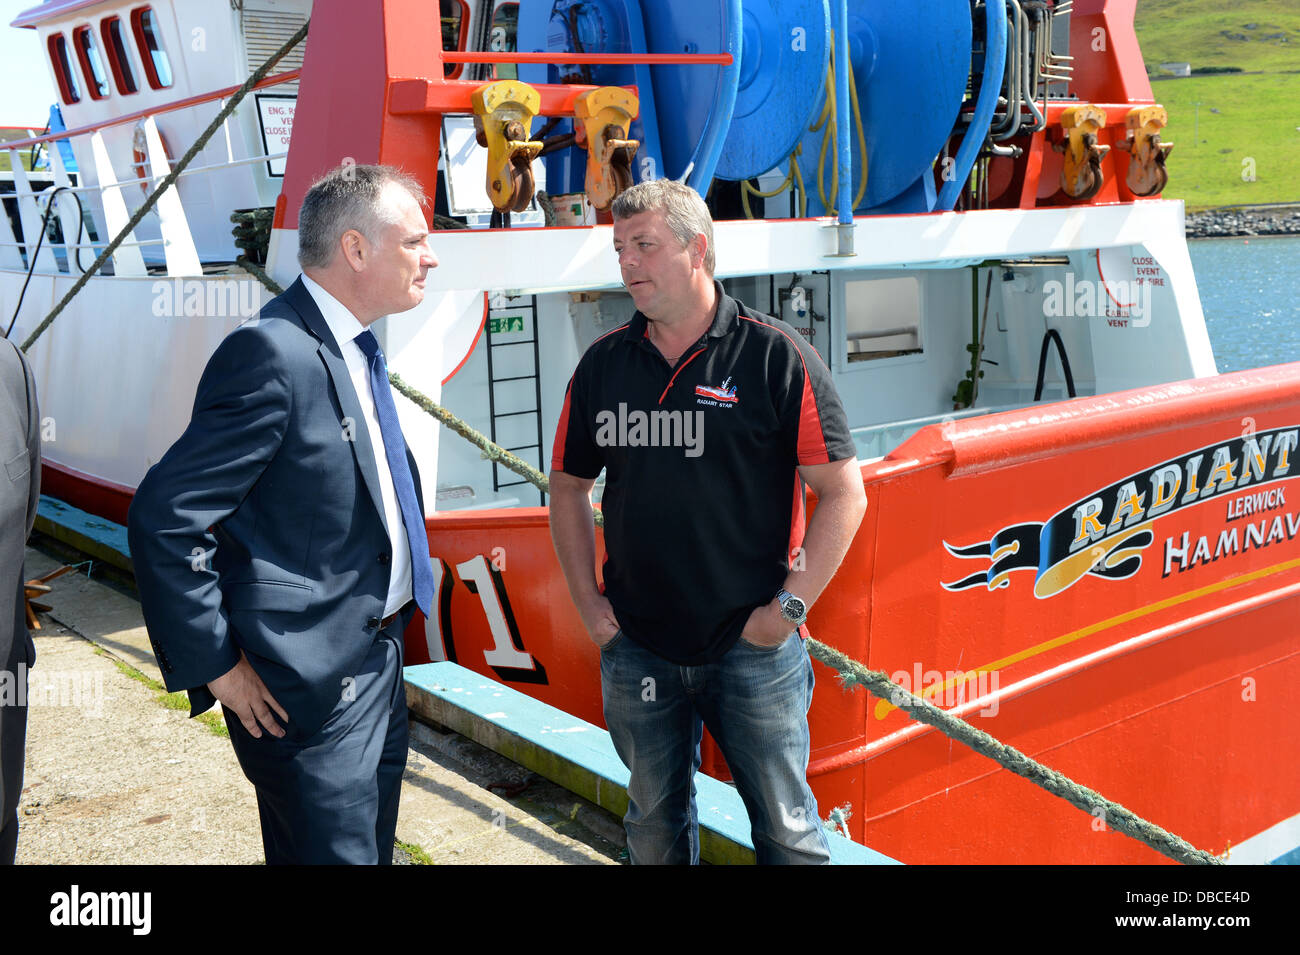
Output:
[4, 0, 1295, 863]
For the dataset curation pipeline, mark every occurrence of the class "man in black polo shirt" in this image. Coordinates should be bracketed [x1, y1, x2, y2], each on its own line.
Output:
[549, 179, 867, 865]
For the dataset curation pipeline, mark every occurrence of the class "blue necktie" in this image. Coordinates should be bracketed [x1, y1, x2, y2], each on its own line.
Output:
[356, 329, 434, 618]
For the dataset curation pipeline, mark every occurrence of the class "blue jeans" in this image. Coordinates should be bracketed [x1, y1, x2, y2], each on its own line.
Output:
[600, 629, 831, 865]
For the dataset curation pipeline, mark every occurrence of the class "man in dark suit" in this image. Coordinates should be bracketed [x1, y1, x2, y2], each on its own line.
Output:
[128, 164, 438, 864]
[1, 338, 40, 865]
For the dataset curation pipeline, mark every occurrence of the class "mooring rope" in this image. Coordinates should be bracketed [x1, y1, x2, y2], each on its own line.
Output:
[24, 17, 1219, 865]
[234, 256, 587, 525]
[18, 21, 310, 354]
[804, 640, 1222, 865]
[239, 259, 1222, 867]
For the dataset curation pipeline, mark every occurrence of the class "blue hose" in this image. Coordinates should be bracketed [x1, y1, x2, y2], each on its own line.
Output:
[683, 0, 742, 192]
[936, 0, 1007, 211]
[835, 0, 852, 225]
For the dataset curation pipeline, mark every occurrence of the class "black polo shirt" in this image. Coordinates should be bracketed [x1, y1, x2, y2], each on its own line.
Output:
[551, 282, 856, 664]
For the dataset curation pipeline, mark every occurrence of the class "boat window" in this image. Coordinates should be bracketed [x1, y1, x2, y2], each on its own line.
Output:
[73, 26, 110, 100]
[441, 0, 469, 79]
[48, 33, 82, 104]
[490, 3, 518, 80]
[101, 16, 139, 95]
[130, 6, 173, 89]
[843, 276, 923, 361]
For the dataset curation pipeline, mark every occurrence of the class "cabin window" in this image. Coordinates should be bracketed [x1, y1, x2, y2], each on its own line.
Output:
[490, 3, 519, 79]
[441, 0, 469, 79]
[131, 6, 173, 89]
[48, 33, 82, 104]
[843, 276, 923, 361]
[101, 16, 139, 95]
[73, 26, 110, 100]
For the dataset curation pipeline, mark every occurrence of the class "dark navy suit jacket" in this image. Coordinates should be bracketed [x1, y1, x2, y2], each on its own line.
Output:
[128, 277, 424, 738]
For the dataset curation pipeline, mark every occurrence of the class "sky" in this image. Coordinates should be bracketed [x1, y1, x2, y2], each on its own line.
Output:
[0, 0, 61, 127]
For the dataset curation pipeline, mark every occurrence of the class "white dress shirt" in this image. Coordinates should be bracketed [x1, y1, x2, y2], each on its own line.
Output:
[301, 273, 414, 617]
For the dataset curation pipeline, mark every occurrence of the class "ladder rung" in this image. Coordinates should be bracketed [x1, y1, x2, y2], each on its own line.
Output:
[492, 374, 538, 383]
[493, 409, 538, 419]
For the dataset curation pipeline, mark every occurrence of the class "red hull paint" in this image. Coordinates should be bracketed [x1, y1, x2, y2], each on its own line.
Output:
[404, 364, 1300, 863]
[41, 460, 135, 528]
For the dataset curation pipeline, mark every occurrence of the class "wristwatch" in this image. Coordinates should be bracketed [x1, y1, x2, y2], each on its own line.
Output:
[776, 590, 808, 626]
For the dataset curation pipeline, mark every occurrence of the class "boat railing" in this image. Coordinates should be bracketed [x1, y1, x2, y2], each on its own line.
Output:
[850, 404, 1021, 462]
[1, 69, 301, 280]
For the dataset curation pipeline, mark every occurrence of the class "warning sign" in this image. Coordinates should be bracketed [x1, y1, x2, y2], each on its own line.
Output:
[255, 94, 296, 177]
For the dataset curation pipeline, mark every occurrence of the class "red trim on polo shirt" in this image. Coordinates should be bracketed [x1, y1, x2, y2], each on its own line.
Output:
[738, 315, 832, 464]
[796, 377, 831, 465]
[657, 347, 705, 405]
[551, 379, 574, 472]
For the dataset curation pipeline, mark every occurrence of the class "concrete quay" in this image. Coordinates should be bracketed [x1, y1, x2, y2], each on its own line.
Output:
[15, 537, 623, 866]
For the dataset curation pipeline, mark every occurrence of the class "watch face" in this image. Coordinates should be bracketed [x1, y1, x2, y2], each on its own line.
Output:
[782, 596, 806, 621]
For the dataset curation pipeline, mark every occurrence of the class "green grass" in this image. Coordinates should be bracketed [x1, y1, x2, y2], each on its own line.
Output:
[96, 647, 230, 738]
[1144, 72, 1300, 207]
[394, 839, 434, 865]
[1135, 1, 1300, 74]
[1127, 1, 1300, 206]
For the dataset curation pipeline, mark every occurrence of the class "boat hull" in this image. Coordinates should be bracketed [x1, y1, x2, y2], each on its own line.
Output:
[392, 363, 1300, 864]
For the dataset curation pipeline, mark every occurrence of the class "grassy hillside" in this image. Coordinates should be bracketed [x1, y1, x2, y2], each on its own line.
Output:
[1133, 0, 1300, 206]
[1135, 0, 1300, 74]
[1147, 72, 1300, 208]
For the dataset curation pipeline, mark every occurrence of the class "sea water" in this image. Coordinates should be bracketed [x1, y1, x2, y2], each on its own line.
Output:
[1189, 235, 1300, 374]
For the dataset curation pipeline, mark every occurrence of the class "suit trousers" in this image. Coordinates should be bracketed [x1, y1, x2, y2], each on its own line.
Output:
[224, 614, 409, 864]
[0, 634, 29, 864]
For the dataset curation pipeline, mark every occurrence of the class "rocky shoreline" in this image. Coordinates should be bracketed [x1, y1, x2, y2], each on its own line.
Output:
[1185, 205, 1300, 239]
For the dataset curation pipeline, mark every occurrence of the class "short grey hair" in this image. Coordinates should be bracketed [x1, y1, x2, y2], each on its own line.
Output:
[297, 163, 427, 269]
[611, 179, 715, 275]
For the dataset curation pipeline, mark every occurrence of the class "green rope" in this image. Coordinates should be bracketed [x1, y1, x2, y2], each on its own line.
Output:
[19, 21, 310, 353]
[239, 257, 1215, 864]
[234, 255, 605, 530]
[802, 639, 1223, 865]
[535, 190, 557, 227]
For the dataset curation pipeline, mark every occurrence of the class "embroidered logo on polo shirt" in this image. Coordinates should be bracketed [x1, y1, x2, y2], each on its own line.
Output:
[695, 377, 738, 405]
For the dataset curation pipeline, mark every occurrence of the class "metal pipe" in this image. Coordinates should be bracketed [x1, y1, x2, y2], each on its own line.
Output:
[438, 51, 734, 64]
[3, 150, 292, 196]
[0, 70, 302, 152]
[847, 326, 918, 341]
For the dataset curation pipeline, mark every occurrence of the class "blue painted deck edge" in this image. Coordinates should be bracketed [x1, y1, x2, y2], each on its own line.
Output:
[405, 661, 902, 865]
[36, 494, 132, 563]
